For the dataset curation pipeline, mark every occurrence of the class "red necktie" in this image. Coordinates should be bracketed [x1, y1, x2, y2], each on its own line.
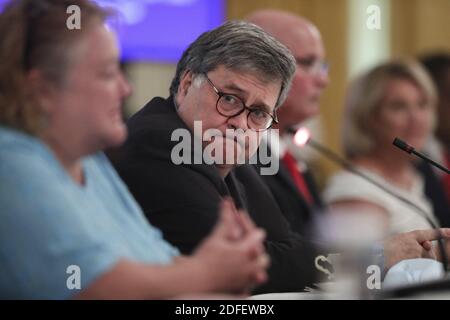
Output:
[282, 151, 313, 205]
[444, 151, 450, 201]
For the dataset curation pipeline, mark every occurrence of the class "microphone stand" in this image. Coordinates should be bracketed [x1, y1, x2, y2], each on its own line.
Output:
[393, 137, 450, 174]
[290, 130, 450, 275]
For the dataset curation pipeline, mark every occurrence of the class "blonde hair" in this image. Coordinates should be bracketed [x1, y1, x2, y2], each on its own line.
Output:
[342, 59, 437, 158]
[0, 0, 109, 134]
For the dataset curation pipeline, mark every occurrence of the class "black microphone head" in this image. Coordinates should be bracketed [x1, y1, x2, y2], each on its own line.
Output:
[393, 137, 414, 154]
[286, 127, 297, 135]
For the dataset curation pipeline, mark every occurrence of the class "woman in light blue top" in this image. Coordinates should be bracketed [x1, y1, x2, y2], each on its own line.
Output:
[0, 0, 268, 299]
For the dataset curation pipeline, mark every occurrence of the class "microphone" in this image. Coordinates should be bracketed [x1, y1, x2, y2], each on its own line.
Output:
[287, 127, 450, 274]
[393, 137, 450, 174]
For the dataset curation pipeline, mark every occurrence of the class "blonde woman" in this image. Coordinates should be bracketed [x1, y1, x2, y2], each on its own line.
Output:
[0, 0, 268, 299]
[324, 60, 439, 235]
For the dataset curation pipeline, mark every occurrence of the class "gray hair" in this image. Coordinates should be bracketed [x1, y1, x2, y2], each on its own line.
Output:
[342, 59, 437, 158]
[169, 20, 296, 109]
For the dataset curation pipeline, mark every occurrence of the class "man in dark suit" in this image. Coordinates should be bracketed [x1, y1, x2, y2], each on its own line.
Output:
[108, 20, 450, 295]
[246, 10, 329, 234]
[108, 21, 320, 294]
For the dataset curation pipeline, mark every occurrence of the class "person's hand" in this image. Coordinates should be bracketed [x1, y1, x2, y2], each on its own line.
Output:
[428, 231, 450, 263]
[193, 199, 270, 294]
[384, 228, 450, 272]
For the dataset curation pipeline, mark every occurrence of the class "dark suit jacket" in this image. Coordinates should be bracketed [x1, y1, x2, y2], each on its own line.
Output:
[417, 160, 450, 227]
[251, 142, 324, 235]
[108, 96, 319, 293]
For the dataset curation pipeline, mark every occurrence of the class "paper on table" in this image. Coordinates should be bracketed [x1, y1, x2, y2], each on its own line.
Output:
[383, 258, 444, 289]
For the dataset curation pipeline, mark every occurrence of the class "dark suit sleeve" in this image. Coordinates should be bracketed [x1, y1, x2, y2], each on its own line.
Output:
[417, 160, 450, 227]
[234, 166, 319, 293]
[110, 149, 222, 254]
[259, 232, 318, 293]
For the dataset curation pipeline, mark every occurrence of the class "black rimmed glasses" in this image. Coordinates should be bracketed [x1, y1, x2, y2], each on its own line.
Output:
[203, 74, 278, 131]
[296, 57, 329, 76]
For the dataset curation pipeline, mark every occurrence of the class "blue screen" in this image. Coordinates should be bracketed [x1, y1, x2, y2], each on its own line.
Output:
[0, 0, 225, 63]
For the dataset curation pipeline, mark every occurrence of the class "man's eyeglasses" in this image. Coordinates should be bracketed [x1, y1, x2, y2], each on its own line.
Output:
[296, 57, 329, 76]
[203, 74, 278, 131]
